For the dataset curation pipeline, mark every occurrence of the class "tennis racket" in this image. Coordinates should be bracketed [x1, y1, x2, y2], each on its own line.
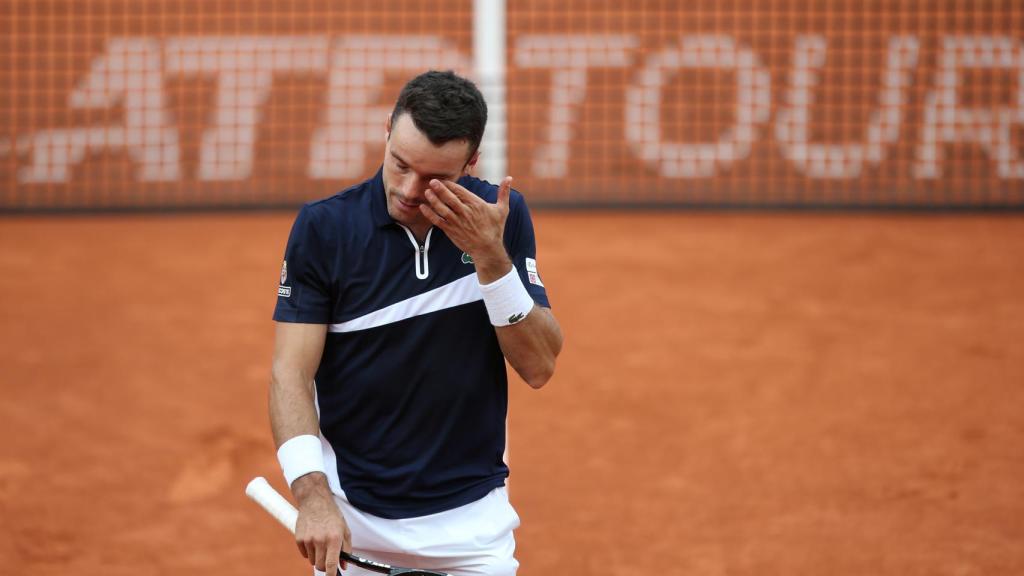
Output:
[245, 477, 450, 576]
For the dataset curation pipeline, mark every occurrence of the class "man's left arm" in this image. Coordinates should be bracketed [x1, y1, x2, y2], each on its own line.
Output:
[419, 176, 563, 388]
[491, 303, 562, 388]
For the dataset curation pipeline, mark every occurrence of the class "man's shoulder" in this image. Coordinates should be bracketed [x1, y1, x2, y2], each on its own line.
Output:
[300, 176, 377, 223]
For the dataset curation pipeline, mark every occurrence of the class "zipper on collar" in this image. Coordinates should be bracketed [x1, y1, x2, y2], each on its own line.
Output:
[397, 225, 433, 280]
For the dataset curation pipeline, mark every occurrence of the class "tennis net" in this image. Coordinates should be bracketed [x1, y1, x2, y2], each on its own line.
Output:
[1, 0, 1021, 210]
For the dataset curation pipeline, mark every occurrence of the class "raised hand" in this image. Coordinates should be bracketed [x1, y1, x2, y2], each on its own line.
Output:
[419, 176, 514, 283]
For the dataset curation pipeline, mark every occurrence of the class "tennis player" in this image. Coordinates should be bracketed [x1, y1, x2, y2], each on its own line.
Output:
[268, 70, 563, 575]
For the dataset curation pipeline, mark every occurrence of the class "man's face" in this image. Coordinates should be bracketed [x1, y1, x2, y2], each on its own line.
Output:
[382, 113, 478, 231]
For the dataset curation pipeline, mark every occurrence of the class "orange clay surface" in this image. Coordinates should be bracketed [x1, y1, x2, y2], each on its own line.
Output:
[1, 212, 1022, 575]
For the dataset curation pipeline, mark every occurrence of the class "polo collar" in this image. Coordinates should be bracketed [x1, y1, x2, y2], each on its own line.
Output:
[369, 167, 393, 228]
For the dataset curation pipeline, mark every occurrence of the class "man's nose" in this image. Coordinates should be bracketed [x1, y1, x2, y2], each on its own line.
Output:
[403, 177, 428, 200]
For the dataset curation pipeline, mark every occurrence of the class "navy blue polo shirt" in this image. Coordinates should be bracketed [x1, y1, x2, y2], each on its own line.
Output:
[274, 168, 550, 519]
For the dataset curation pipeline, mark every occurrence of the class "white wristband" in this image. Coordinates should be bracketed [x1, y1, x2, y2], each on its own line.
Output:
[276, 434, 326, 487]
[479, 267, 535, 327]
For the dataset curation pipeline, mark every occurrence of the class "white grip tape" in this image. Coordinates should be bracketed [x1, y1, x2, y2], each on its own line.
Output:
[277, 434, 326, 487]
[245, 476, 298, 534]
[479, 266, 535, 327]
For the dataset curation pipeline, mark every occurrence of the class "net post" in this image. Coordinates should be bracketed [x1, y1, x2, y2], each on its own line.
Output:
[473, 0, 507, 184]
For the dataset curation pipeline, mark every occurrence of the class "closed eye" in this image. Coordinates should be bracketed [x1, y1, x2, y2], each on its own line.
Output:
[391, 150, 458, 181]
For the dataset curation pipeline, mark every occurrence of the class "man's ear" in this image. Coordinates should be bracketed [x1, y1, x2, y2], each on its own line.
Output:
[464, 149, 480, 175]
[385, 113, 392, 140]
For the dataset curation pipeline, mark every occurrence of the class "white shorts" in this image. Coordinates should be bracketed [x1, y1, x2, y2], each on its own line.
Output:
[314, 486, 520, 576]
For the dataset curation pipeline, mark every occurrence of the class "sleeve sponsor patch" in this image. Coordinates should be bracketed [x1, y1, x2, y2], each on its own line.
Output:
[524, 258, 543, 286]
[278, 259, 291, 296]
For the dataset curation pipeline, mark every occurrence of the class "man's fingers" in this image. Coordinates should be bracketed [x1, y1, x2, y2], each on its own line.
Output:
[325, 541, 342, 573]
[325, 536, 341, 576]
[497, 176, 512, 208]
[341, 527, 353, 571]
[430, 179, 469, 213]
[424, 188, 455, 222]
[314, 538, 328, 572]
[298, 533, 317, 565]
[419, 203, 449, 228]
[432, 176, 511, 209]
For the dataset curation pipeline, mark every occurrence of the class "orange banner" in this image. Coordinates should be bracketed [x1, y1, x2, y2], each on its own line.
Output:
[1, 1, 1022, 209]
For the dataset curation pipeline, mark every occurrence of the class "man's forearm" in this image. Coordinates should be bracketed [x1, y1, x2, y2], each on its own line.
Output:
[269, 368, 336, 501]
[271, 380, 347, 576]
[495, 306, 563, 388]
[269, 368, 320, 448]
[472, 249, 562, 388]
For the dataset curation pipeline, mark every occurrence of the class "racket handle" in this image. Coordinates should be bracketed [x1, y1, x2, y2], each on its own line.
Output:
[246, 476, 299, 534]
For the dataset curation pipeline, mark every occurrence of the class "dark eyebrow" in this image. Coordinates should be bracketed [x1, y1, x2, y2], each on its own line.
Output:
[390, 150, 409, 166]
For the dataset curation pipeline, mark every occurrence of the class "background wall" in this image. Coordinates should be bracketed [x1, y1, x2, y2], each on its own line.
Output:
[2, 1, 1023, 210]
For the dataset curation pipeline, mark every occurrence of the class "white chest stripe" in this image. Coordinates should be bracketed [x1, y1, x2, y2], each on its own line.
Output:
[328, 273, 482, 333]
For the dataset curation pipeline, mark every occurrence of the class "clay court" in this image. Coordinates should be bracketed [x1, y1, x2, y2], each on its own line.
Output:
[2, 1, 1024, 573]
[2, 211, 1022, 575]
